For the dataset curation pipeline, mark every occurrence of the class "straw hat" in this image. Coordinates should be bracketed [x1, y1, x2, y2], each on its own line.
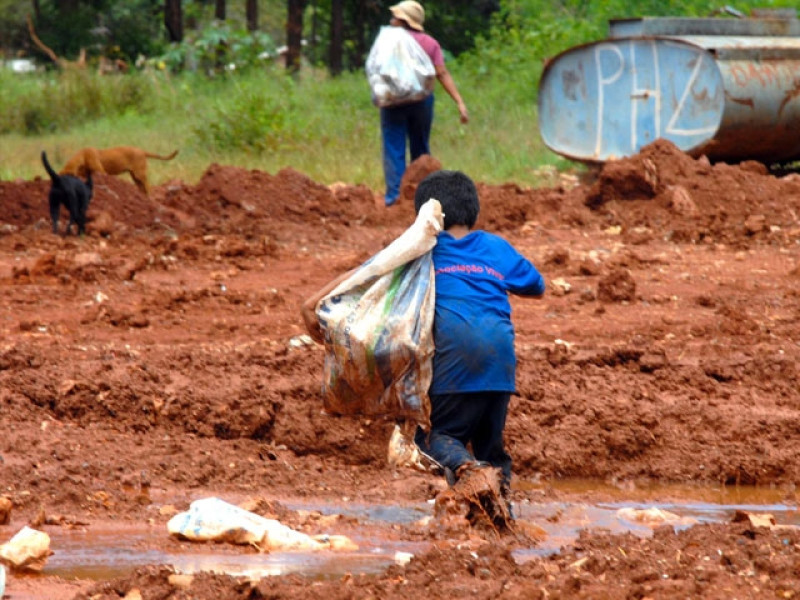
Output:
[390, 1, 425, 32]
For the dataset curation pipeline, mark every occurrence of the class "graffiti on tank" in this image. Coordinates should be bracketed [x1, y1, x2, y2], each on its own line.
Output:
[728, 62, 797, 88]
[593, 39, 717, 155]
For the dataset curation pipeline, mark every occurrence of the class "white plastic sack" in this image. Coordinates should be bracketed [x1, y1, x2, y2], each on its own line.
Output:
[0, 526, 52, 572]
[387, 423, 429, 471]
[316, 199, 443, 426]
[167, 497, 325, 551]
[366, 26, 435, 107]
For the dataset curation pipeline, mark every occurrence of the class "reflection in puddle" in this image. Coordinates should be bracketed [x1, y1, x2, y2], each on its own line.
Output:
[513, 478, 799, 560]
[513, 499, 800, 561]
[42, 480, 799, 582]
[45, 527, 426, 581]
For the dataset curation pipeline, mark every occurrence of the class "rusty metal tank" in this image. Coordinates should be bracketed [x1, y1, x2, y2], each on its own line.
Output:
[537, 14, 800, 164]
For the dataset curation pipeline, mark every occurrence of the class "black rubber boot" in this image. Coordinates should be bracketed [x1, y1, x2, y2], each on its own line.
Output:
[444, 467, 457, 487]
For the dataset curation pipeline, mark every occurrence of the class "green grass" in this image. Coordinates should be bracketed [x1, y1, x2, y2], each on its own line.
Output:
[0, 62, 566, 191]
[3, 0, 786, 188]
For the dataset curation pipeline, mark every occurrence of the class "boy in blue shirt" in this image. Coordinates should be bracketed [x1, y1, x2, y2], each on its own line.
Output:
[412, 170, 545, 510]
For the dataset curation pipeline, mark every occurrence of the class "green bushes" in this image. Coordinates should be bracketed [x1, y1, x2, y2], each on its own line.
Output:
[195, 74, 309, 152]
[0, 69, 161, 135]
[460, 0, 760, 104]
[4, 0, 792, 186]
[155, 21, 277, 75]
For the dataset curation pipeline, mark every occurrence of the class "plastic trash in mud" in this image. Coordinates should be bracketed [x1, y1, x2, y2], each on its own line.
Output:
[387, 423, 438, 471]
[316, 198, 443, 427]
[167, 497, 357, 552]
[0, 526, 53, 572]
[0, 563, 5, 597]
[616, 506, 698, 528]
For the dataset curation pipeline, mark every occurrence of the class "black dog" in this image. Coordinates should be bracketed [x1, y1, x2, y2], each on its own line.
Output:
[41, 150, 93, 235]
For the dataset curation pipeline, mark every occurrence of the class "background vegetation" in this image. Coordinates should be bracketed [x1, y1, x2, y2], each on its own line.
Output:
[0, 0, 796, 191]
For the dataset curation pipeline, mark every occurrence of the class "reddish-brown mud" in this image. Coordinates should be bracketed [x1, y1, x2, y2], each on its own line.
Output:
[2, 139, 800, 598]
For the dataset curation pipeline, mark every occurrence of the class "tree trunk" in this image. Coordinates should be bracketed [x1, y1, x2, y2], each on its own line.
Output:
[246, 0, 258, 31]
[215, 0, 226, 20]
[285, 0, 304, 73]
[329, 0, 343, 75]
[353, 0, 368, 68]
[309, 0, 318, 64]
[55, 0, 79, 12]
[164, 0, 183, 42]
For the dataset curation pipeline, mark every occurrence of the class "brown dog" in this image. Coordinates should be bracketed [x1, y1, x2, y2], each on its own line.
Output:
[60, 146, 179, 196]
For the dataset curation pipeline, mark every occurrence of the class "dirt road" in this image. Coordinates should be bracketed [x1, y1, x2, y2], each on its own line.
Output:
[1, 140, 799, 598]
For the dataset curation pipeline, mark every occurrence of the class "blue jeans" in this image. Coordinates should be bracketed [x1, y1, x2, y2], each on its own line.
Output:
[415, 391, 512, 488]
[380, 94, 434, 206]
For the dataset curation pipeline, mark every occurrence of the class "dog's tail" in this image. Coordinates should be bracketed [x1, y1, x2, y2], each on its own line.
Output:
[41, 151, 59, 183]
[145, 149, 179, 161]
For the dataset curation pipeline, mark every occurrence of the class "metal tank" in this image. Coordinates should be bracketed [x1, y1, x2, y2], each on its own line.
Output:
[537, 14, 800, 164]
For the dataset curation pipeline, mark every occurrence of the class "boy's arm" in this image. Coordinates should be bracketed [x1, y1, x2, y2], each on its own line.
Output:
[301, 268, 358, 343]
[509, 269, 546, 298]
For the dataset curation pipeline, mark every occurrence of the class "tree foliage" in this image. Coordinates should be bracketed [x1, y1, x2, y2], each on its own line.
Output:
[17, 0, 165, 63]
[305, 0, 499, 72]
[457, 0, 796, 105]
[156, 19, 276, 73]
[3, 0, 797, 76]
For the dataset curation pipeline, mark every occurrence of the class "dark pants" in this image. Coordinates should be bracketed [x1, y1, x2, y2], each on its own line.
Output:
[380, 94, 434, 206]
[415, 391, 512, 488]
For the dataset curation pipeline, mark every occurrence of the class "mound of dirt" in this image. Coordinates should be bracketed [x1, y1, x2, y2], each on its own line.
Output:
[2, 138, 800, 599]
[4, 140, 799, 249]
[583, 139, 800, 246]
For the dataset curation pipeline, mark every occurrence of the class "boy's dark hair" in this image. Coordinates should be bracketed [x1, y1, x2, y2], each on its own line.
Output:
[414, 170, 480, 230]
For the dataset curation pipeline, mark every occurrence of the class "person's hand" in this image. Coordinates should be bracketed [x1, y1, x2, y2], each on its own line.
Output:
[458, 102, 469, 124]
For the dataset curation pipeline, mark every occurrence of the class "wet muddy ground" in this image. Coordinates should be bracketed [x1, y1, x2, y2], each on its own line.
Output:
[1, 140, 800, 598]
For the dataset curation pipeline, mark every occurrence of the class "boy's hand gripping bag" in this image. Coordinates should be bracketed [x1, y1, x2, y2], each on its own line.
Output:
[365, 26, 436, 108]
[316, 199, 443, 427]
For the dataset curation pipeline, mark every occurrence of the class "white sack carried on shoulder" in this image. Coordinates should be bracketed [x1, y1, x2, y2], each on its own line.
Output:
[366, 26, 435, 108]
[317, 199, 443, 426]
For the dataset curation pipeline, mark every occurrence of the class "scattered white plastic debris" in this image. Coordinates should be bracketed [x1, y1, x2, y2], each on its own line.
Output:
[551, 277, 572, 294]
[616, 506, 697, 528]
[387, 424, 431, 471]
[394, 551, 414, 566]
[0, 526, 52, 571]
[167, 497, 356, 552]
[288, 334, 314, 347]
[7, 59, 36, 73]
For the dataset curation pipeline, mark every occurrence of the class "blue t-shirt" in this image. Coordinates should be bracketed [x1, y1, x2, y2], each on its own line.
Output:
[430, 230, 545, 395]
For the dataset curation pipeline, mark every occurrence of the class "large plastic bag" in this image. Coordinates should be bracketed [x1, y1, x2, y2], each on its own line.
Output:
[167, 497, 359, 551]
[365, 26, 435, 108]
[316, 199, 443, 427]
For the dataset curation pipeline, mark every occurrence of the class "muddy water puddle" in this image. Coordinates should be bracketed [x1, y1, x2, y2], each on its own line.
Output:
[41, 482, 799, 582]
[45, 523, 427, 581]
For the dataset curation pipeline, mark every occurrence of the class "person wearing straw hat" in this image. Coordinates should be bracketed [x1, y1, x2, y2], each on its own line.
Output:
[379, 1, 469, 207]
